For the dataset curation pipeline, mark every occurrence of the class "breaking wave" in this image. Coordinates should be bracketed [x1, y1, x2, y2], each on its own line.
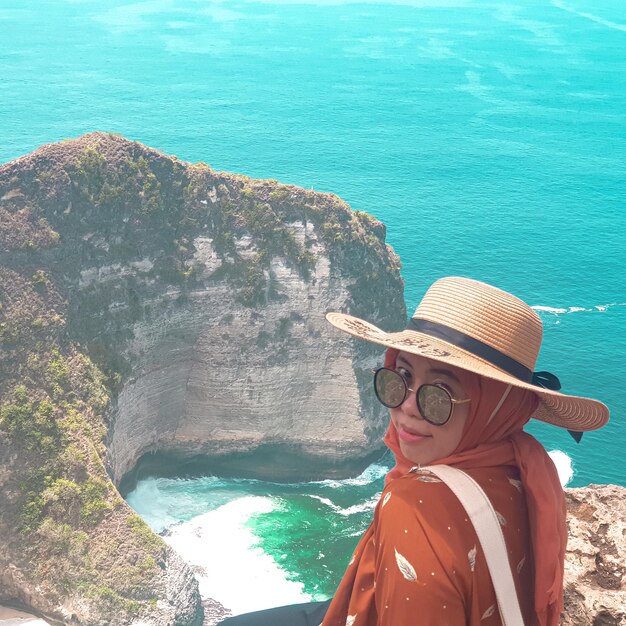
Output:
[532, 303, 626, 316]
[307, 493, 381, 516]
[548, 449, 574, 487]
[164, 496, 311, 615]
[306, 461, 390, 489]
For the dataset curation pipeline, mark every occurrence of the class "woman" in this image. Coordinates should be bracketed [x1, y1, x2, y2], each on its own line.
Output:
[221, 277, 609, 626]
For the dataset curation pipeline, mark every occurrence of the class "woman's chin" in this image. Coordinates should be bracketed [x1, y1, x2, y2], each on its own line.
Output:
[399, 440, 437, 466]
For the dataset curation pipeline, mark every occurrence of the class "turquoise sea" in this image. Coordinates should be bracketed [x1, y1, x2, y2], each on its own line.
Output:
[2, 0, 625, 613]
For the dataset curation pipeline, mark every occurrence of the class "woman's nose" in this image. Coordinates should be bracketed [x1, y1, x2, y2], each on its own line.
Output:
[400, 386, 421, 419]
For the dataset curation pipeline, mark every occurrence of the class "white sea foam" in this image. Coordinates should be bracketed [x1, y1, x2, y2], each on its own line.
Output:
[126, 478, 180, 533]
[164, 496, 311, 615]
[308, 462, 389, 489]
[598, 303, 626, 311]
[533, 303, 626, 317]
[548, 450, 574, 487]
[307, 493, 381, 516]
[551, 0, 626, 33]
[307, 495, 337, 508]
[337, 495, 381, 516]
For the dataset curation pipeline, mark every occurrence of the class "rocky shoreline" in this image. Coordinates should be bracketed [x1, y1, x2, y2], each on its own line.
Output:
[562, 485, 626, 626]
[0, 606, 56, 626]
[3, 483, 624, 626]
[117, 446, 388, 496]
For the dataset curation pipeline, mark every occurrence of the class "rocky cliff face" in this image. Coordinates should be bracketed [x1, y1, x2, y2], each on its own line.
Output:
[563, 485, 626, 626]
[0, 133, 405, 625]
[107, 210, 397, 485]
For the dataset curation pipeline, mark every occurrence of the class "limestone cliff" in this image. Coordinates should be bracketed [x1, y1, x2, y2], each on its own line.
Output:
[0, 133, 405, 625]
[562, 485, 625, 626]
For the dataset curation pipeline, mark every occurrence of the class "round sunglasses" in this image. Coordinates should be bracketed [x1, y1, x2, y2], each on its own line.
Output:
[373, 367, 471, 426]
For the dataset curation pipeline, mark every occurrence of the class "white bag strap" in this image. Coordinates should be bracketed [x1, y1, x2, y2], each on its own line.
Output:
[422, 465, 525, 626]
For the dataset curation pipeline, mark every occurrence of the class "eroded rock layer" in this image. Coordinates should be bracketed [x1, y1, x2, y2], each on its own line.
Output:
[0, 133, 405, 625]
[563, 485, 626, 626]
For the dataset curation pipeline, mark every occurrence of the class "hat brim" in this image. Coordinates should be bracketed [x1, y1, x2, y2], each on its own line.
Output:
[326, 312, 609, 432]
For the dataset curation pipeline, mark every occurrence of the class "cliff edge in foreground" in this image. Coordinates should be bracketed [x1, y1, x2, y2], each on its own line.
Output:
[562, 485, 625, 626]
[0, 133, 405, 625]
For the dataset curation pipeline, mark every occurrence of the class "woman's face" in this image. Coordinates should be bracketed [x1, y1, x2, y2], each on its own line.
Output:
[388, 352, 475, 466]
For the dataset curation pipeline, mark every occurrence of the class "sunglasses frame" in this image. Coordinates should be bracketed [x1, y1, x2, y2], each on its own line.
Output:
[372, 367, 471, 426]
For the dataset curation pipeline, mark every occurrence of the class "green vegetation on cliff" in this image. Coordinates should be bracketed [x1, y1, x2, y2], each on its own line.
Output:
[0, 132, 404, 625]
[0, 268, 166, 617]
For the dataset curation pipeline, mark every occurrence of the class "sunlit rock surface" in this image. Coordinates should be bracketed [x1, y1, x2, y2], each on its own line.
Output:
[0, 133, 405, 625]
[562, 485, 626, 626]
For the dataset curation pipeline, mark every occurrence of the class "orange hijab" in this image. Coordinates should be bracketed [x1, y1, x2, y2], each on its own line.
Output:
[382, 348, 566, 626]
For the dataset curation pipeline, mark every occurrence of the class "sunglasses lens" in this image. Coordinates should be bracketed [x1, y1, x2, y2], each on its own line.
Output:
[417, 385, 452, 425]
[374, 369, 406, 408]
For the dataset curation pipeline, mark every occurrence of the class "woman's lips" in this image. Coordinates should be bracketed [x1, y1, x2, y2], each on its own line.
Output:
[398, 427, 430, 443]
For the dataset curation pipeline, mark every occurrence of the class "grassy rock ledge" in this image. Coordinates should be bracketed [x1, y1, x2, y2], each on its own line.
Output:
[0, 133, 406, 625]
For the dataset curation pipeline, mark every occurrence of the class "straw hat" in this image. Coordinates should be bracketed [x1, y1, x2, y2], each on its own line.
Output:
[326, 276, 609, 432]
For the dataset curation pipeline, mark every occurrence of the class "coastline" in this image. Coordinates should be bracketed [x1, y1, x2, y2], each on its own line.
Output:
[2, 482, 625, 626]
[0, 607, 52, 626]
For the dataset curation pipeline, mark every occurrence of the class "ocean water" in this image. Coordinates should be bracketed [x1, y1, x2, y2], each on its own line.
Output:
[126, 463, 390, 609]
[3, 0, 625, 613]
[126, 452, 574, 612]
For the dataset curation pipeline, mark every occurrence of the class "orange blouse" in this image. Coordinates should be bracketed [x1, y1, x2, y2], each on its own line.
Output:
[321, 465, 534, 626]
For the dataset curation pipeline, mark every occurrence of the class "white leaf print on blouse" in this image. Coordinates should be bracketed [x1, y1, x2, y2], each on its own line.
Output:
[394, 548, 419, 582]
[382, 492, 391, 508]
[481, 605, 496, 620]
[468, 545, 477, 572]
[495, 511, 507, 526]
[508, 477, 523, 492]
[346, 615, 357, 626]
[517, 555, 526, 574]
